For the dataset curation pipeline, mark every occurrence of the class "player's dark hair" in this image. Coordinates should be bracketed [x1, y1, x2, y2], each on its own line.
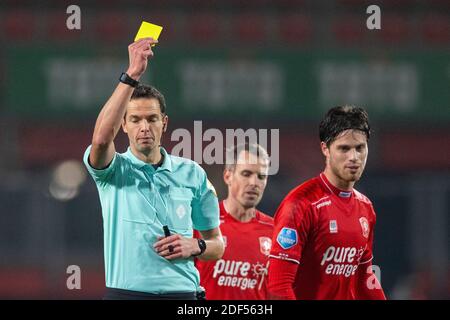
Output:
[224, 143, 270, 172]
[319, 105, 371, 146]
[130, 84, 167, 115]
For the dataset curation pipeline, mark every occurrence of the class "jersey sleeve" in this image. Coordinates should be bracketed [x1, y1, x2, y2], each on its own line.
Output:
[267, 256, 298, 299]
[359, 208, 376, 265]
[193, 229, 201, 238]
[355, 217, 386, 300]
[191, 166, 220, 231]
[355, 203, 386, 299]
[83, 145, 120, 187]
[269, 197, 313, 265]
[355, 260, 386, 300]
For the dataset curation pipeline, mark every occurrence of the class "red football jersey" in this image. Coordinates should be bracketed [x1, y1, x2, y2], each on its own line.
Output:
[196, 201, 274, 300]
[269, 173, 385, 300]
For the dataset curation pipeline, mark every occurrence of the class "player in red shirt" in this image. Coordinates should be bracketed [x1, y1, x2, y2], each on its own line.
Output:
[268, 106, 386, 300]
[195, 143, 274, 299]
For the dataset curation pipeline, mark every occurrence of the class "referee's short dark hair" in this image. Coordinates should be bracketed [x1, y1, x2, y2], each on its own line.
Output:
[319, 105, 371, 146]
[131, 84, 167, 115]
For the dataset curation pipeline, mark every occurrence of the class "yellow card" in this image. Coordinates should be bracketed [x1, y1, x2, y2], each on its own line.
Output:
[134, 21, 163, 45]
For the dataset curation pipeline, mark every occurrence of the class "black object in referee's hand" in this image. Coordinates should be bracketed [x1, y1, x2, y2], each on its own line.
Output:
[163, 225, 174, 253]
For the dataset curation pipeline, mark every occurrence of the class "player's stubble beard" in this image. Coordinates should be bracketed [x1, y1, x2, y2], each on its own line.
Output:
[239, 192, 263, 210]
[329, 155, 366, 185]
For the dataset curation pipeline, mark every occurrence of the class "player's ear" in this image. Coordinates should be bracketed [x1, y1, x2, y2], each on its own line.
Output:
[223, 168, 233, 185]
[320, 141, 329, 158]
[162, 115, 168, 132]
[122, 114, 128, 133]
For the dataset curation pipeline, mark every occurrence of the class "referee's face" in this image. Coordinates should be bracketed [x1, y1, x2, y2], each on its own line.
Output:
[322, 129, 368, 185]
[122, 98, 168, 155]
[225, 151, 269, 209]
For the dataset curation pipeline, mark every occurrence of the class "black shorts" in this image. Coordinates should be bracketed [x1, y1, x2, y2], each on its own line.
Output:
[103, 287, 201, 300]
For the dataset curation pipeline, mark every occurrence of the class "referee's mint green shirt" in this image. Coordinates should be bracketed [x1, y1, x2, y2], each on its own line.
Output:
[83, 145, 220, 294]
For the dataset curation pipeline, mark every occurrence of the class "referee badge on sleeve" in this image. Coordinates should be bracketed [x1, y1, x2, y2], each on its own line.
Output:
[207, 179, 217, 197]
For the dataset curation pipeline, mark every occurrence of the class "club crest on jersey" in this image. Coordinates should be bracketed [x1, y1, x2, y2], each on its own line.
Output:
[276, 227, 298, 250]
[359, 217, 370, 238]
[259, 237, 272, 256]
[329, 220, 338, 233]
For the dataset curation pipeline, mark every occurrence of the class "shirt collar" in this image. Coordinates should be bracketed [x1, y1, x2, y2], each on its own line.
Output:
[319, 172, 353, 198]
[125, 146, 173, 172]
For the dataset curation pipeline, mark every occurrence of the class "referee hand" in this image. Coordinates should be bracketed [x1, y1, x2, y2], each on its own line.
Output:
[126, 37, 158, 81]
[153, 234, 201, 260]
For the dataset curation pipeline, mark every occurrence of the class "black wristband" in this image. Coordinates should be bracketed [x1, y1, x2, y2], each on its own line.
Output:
[192, 238, 207, 257]
[119, 72, 139, 88]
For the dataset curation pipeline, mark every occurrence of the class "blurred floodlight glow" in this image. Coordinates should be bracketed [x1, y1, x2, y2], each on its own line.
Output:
[49, 160, 86, 201]
[49, 181, 79, 201]
[53, 160, 87, 189]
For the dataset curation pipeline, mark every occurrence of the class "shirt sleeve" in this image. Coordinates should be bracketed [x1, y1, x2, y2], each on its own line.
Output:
[82, 145, 120, 186]
[191, 165, 220, 231]
[359, 208, 376, 265]
[269, 197, 312, 265]
[355, 260, 387, 300]
[267, 257, 298, 299]
[356, 206, 386, 299]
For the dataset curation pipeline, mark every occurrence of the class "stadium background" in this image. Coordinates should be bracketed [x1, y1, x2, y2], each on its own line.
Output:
[0, 0, 448, 299]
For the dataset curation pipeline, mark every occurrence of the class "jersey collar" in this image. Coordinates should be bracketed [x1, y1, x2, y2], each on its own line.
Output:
[125, 146, 173, 172]
[220, 200, 259, 223]
[319, 173, 353, 199]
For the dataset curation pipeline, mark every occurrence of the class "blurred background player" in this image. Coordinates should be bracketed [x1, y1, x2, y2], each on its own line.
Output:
[83, 38, 224, 300]
[195, 143, 274, 299]
[268, 106, 386, 300]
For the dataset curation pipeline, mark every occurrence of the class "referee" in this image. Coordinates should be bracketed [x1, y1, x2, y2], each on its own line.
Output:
[83, 38, 224, 300]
